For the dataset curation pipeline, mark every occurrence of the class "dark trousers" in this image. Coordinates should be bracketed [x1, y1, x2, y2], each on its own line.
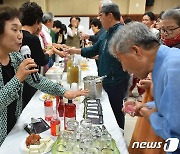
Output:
[103, 80, 129, 130]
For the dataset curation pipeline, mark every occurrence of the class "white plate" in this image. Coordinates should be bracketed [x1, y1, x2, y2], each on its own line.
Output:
[39, 93, 56, 102]
[20, 135, 54, 154]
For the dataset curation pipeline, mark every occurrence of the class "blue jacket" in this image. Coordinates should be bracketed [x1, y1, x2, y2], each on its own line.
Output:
[81, 23, 130, 86]
[149, 45, 180, 150]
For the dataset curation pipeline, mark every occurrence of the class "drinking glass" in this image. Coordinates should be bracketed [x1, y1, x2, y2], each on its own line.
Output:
[56, 143, 67, 153]
[101, 148, 114, 154]
[61, 130, 76, 152]
[66, 119, 79, 132]
[123, 97, 136, 116]
[80, 119, 92, 131]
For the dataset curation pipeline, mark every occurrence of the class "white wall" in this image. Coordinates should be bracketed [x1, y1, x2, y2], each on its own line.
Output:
[54, 17, 90, 34]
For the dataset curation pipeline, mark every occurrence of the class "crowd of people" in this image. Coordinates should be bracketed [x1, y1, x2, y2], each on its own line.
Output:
[0, 1, 180, 153]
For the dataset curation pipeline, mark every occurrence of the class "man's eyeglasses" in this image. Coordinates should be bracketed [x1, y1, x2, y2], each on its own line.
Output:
[160, 26, 180, 35]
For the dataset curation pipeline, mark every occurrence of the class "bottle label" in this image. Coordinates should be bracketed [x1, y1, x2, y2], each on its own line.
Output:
[56, 125, 60, 136]
[44, 106, 53, 120]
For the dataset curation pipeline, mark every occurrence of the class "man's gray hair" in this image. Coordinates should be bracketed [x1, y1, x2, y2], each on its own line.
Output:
[162, 9, 180, 26]
[109, 21, 159, 56]
[101, 3, 120, 21]
[42, 12, 54, 24]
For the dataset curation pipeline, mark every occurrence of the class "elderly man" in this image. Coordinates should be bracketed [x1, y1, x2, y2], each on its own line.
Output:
[110, 21, 180, 153]
[66, 3, 130, 130]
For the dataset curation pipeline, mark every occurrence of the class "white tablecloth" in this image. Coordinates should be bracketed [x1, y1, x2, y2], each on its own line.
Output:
[0, 59, 128, 154]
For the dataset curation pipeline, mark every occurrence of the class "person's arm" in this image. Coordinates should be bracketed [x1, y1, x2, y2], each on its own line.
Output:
[65, 47, 82, 55]
[66, 38, 101, 58]
[25, 74, 88, 99]
[0, 54, 38, 110]
[0, 76, 23, 109]
[89, 34, 98, 43]
[29, 36, 50, 66]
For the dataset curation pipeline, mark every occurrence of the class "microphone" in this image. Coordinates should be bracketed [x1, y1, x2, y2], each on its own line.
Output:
[20, 45, 40, 83]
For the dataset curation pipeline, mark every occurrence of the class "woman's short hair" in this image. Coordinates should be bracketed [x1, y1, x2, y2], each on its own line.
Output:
[68, 16, 76, 28]
[0, 5, 20, 35]
[59, 24, 67, 34]
[143, 12, 156, 21]
[90, 18, 102, 29]
[53, 20, 62, 29]
[19, 2, 43, 26]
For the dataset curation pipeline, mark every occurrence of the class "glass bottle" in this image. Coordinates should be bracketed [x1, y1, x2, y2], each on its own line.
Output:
[67, 66, 72, 84]
[64, 99, 76, 130]
[63, 55, 68, 72]
[58, 96, 64, 117]
[67, 55, 73, 84]
[50, 110, 61, 136]
[70, 63, 79, 84]
[67, 54, 73, 68]
[44, 97, 53, 121]
[56, 96, 60, 111]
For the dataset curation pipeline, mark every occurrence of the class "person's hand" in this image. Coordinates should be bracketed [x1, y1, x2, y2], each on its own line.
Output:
[122, 100, 146, 117]
[45, 48, 54, 56]
[91, 55, 99, 60]
[140, 107, 157, 122]
[81, 34, 90, 40]
[63, 89, 89, 99]
[53, 46, 67, 58]
[15, 58, 39, 82]
[137, 79, 152, 90]
[122, 100, 136, 116]
[64, 47, 76, 55]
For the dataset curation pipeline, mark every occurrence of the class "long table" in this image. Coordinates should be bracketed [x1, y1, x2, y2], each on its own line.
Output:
[0, 58, 129, 154]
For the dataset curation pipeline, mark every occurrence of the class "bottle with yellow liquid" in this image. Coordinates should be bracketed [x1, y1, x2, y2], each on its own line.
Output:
[70, 64, 79, 84]
[67, 55, 73, 84]
[67, 54, 73, 68]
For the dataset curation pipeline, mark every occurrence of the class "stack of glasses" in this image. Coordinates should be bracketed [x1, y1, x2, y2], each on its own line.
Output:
[52, 119, 120, 154]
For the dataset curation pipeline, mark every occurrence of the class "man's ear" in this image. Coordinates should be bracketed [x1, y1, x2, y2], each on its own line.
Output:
[131, 45, 143, 59]
[108, 13, 113, 21]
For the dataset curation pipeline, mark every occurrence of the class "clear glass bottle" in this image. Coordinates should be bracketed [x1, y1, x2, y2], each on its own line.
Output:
[44, 97, 53, 121]
[64, 99, 76, 130]
[50, 110, 61, 136]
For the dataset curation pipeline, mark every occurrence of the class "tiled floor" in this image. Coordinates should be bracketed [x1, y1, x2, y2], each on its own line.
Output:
[124, 114, 137, 146]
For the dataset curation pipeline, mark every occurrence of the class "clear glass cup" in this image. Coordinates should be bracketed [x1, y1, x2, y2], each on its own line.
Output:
[86, 147, 101, 154]
[66, 119, 79, 132]
[80, 119, 92, 131]
[101, 148, 114, 154]
[61, 130, 76, 152]
[79, 131, 93, 153]
[91, 126, 102, 139]
[56, 143, 67, 153]
[123, 97, 136, 116]
[101, 132, 112, 149]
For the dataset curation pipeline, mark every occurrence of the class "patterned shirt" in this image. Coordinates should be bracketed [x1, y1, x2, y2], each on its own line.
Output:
[0, 52, 66, 145]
